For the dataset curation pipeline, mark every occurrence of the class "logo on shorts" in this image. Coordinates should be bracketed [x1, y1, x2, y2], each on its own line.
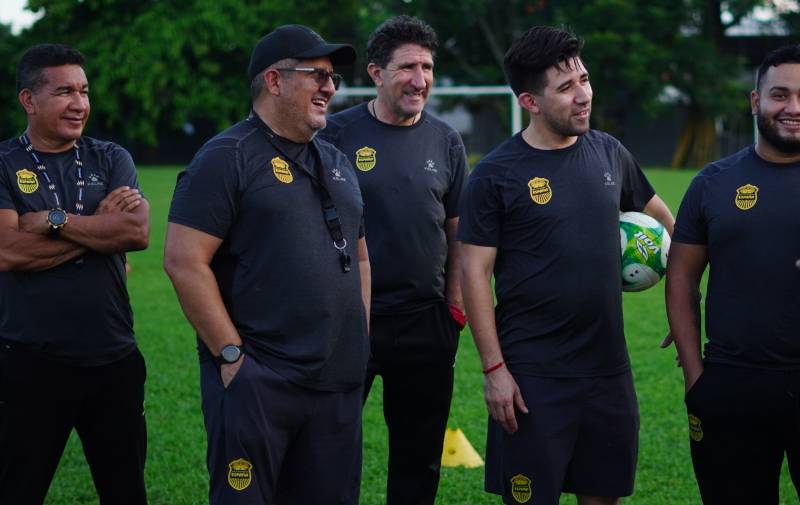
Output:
[528, 177, 552, 205]
[271, 157, 293, 184]
[688, 413, 704, 442]
[16, 168, 38, 194]
[734, 184, 758, 210]
[355, 146, 376, 171]
[510, 474, 532, 503]
[227, 458, 253, 491]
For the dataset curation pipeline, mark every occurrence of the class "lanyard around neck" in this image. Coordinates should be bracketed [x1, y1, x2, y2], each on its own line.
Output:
[18, 133, 85, 214]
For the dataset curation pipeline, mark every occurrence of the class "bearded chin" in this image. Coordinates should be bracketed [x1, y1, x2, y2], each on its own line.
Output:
[757, 113, 800, 154]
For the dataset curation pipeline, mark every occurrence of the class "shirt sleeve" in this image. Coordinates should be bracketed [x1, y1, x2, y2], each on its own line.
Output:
[618, 143, 655, 212]
[672, 174, 708, 245]
[443, 131, 468, 219]
[456, 165, 503, 247]
[0, 158, 17, 211]
[168, 145, 241, 239]
[106, 145, 140, 193]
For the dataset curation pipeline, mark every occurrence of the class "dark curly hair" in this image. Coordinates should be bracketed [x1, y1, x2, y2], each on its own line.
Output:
[503, 26, 583, 97]
[367, 15, 438, 68]
[17, 44, 86, 93]
[756, 44, 800, 91]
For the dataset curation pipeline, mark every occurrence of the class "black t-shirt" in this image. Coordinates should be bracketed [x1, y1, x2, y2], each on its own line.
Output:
[0, 136, 139, 366]
[457, 131, 655, 377]
[168, 114, 369, 392]
[320, 104, 468, 313]
[673, 147, 800, 370]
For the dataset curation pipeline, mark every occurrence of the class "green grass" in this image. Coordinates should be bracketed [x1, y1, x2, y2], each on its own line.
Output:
[42, 167, 798, 504]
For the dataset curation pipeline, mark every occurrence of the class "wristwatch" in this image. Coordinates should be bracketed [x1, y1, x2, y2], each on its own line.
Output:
[46, 208, 68, 236]
[216, 344, 243, 365]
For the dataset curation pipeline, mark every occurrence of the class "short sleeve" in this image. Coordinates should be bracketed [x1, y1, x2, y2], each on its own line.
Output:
[672, 174, 708, 245]
[618, 144, 655, 211]
[456, 166, 503, 247]
[443, 132, 468, 219]
[0, 158, 17, 211]
[168, 145, 241, 239]
[106, 145, 140, 192]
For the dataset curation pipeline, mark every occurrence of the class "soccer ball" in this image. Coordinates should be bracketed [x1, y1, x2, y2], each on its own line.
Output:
[619, 212, 670, 292]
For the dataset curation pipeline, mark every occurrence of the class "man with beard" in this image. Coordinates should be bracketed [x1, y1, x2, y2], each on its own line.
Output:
[458, 26, 673, 505]
[666, 44, 800, 504]
[320, 16, 467, 505]
[164, 25, 370, 505]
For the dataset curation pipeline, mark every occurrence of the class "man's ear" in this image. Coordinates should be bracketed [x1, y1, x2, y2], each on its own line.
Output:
[18, 89, 35, 114]
[264, 69, 282, 96]
[518, 92, 540, 115]
[367, 63, 383, 87]
[750, 89, 759, 116]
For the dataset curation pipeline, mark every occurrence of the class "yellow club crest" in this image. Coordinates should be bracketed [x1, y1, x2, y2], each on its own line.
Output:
[227, 458, 253, 491]
[355, 146, 377, 171]
[734, 184, 758, 210]
[16, 169, 38, 194]
[528, 177, 552, 205]
[271, 157, 293, 184]
[510, 474, 532, 503]
[688, 414, 704, 442]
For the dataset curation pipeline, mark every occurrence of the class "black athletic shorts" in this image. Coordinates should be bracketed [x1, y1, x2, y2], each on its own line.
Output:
[684, 362, 800, 505]
[485, 371, 639, 505]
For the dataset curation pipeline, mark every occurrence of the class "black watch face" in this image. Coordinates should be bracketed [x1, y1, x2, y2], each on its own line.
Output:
[221, 345, 241, 363]
[48, 209, 67, 226]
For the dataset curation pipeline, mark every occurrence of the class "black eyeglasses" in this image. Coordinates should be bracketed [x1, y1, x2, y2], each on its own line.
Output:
[275, 67, 343, 90]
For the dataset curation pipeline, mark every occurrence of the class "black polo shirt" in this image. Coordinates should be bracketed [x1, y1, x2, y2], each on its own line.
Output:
[457, 131, 655, 377]
[673, 146, 800, 370]
[0, 136, 139, 366]
[169, 114, 368, 392]
[321, 104, 468, 314]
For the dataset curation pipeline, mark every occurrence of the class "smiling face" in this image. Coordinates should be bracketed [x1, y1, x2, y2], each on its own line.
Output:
[20, 64, 90, 151]
[369, 43, 433, 125]
[272, 56, 336, 142]
[528, 58, 592, 142]
[752, 62, 800, 159]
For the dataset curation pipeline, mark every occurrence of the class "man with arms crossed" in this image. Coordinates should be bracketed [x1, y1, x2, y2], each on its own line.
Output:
[459, 26, 673, 505]
[666, 44, 800, 504]
[320, 15, 467, 505]
[0, 44, 150, 505]
[164, 25, 370, 505]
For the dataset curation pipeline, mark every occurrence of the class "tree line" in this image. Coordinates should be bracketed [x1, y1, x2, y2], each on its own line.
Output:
[1, 0, 795, 166]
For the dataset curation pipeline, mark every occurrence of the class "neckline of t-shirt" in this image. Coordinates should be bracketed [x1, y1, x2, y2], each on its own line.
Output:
[361, 102, 426, 130]
[748, 145, 800, 169]
[514, 131, 585, 154]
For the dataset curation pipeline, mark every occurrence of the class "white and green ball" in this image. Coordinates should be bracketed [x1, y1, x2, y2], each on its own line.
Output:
[619, 212, 670, 292]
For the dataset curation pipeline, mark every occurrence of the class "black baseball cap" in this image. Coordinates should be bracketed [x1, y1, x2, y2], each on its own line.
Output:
[248, 24, 356, 81]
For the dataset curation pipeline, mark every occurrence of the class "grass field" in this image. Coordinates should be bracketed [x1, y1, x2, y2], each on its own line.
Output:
[41, 167, 798, 505]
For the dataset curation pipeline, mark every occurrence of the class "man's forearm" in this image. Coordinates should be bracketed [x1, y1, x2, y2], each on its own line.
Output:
[445, 218, 464, 309]
[462, 267, 503, 368]
[165, 260, 242, 353]
[0, 230, 86, 272]
[61, 201, 150, 254]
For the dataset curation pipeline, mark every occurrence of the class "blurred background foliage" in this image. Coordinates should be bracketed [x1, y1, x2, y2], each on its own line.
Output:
[1, 0, 797, 166]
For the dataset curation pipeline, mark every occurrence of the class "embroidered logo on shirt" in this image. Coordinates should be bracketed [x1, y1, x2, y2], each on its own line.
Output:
[87, 172, 105, 187]
[355, 146, 376, 171]
[16, 168, 38, 194]
[271, 157, 293, 184]
[424, 159, 438, 173]
[528, 177, 552, 205]
[734, 184, 758, 210]
[227, 458, 253, 491]
[688, 414, 704, 442]
[603, 171, 616, 186]
[331, 167, 347, 182]
[510, 474, 532, 503]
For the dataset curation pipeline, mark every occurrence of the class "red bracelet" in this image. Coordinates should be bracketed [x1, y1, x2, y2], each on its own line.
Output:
[482, 361, 504, 374]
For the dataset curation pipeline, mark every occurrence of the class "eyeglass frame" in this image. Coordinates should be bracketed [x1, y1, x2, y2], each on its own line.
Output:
[273, 67, 343, 90]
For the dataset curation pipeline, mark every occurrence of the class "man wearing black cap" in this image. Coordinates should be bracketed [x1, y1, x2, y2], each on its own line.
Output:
[164, 25, 370, 505]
